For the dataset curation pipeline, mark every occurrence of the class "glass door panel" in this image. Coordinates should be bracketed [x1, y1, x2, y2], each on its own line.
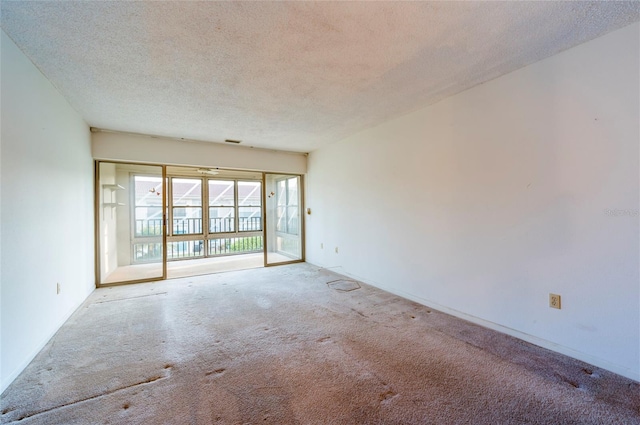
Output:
[97, 162, 165, 285]
[168, 177, 203, 260]
[265, 174, 303, 265]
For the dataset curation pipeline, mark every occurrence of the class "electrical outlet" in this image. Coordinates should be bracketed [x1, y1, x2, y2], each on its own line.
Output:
[320, 243, 323, 249]
[335, 247, 339, 254]
[549, 293, 561, 309]
[57, 282, 61, 295]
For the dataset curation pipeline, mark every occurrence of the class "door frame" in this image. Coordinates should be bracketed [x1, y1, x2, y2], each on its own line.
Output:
[262, 172, 306, 267]
[94, 160, 167, 287]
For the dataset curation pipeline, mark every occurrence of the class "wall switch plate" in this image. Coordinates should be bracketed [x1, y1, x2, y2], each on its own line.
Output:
[335, 247, 339, 254]
[57, 282, 61, 295]
[320, 243, 323, 249]
[549, 293, 561, 309]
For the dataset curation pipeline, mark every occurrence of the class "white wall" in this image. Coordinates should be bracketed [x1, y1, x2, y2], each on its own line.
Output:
[93, 131, 307, 175]
[306, 23, 640, 381]
[1, 31, 95, 393]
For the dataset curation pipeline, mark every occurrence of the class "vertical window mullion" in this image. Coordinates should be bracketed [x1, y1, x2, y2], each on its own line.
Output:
[286, 178, 291, 234]
[203, 177, 209, 256]
[234, 180, 239, 236]
[168, 177, 174, 236]
[129, 173, 135, 241]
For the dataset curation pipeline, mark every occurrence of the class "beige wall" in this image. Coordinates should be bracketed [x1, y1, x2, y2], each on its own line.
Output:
[92, 131, 307, 174]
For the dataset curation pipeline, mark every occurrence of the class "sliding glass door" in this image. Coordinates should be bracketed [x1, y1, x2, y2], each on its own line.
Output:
[264, 174, 303, 265]
[168, 177, 204, 259]
[96, 162, 165, 285]
[96, 164, 304, 284]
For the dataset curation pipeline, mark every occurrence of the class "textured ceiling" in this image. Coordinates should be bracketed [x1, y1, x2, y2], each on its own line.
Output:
[1, 1, 638, 153]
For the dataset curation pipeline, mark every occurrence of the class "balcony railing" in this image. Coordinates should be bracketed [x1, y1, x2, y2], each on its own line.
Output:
[209, 217, 233, 233]
[134, 216, 262, 237]
[174, 218, 202, 235]
[209, 236, 263, 256]
[133, 217, 264, 263]
[209, 216, 262, 233]
[168, 240, 204, 260]
[133, 242, 163, 263]
[238, 216, 262, 231]
[136, 218, 162, 237]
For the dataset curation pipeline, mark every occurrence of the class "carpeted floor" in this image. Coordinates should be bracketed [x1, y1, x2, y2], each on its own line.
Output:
[1, 263, 638, 424]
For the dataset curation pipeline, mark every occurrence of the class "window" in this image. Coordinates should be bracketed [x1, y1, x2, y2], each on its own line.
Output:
[238, 181, 262, 232]
[134, 175, 163, 237]
[172, 178, 202, 235]
[208, 180, 235, 233]
[167, 177, 263, 258]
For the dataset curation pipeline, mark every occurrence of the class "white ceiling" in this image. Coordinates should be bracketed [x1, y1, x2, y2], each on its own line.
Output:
[1, 1, 638, 153]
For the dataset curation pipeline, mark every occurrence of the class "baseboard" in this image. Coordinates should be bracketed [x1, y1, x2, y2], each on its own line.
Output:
[1, 291, 94, 394]
[307, 262, 640, 383]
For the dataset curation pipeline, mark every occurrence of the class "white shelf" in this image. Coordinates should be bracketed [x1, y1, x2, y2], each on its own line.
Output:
[102, 184, 125, 190]
[102, 184, 125, 217]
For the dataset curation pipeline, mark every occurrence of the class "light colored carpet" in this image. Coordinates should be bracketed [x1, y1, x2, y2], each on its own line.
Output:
[1, 263, 638, 424]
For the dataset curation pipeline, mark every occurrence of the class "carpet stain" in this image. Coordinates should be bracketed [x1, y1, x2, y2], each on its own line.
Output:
[206, 368, 227, 377]
[130, 375, 165, 386]
[317, 336, 331, 343]
[351, 308, 367, 318]
[379, 389, 398, 404]
[327, 279, 361, 292]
